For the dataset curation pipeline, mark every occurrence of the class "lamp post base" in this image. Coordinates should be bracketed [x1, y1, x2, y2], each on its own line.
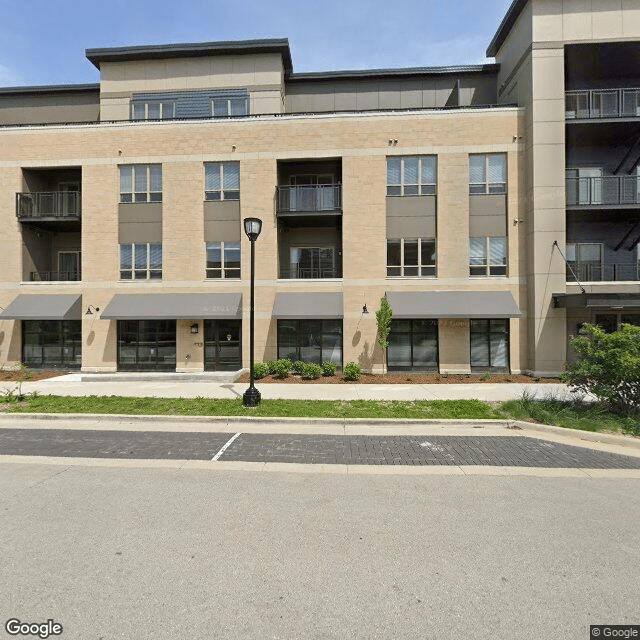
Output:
[242, 385, 261, 407]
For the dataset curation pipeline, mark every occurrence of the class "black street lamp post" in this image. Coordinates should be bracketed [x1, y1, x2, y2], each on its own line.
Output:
[243, 217, 262, 407]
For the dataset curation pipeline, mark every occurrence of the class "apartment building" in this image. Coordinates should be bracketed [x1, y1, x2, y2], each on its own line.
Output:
[0, 0, 638, 376]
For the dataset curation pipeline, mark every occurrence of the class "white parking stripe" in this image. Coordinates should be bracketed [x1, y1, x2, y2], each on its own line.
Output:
[211, 432, 241, 461]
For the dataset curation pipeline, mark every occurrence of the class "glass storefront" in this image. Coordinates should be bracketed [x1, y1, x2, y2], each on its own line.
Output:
[387, 319, 438, 371]
[470, 319, 509, 372]
[204, 320, 241, 371]
[277, 319, 342, 365]
[22, 320, 81, 369]
[117, 320, 176, 371]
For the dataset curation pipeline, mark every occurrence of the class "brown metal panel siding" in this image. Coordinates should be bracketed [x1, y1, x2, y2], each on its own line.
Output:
[469, 195, 507, 236]
[386, 196, 436, 237]
[203, 201, 241, 242]
[118, 203, 162, 243]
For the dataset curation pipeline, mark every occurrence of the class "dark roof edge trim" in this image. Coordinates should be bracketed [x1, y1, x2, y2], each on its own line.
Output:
[486, 0, 529, 58]
[288, 64, 499, 82]
[0, 83, 100, 96]
[86, 38, 293, 74]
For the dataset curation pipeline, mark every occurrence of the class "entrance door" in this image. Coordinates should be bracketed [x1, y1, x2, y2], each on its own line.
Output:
[58, 182, 80, 215]
[117, 320, 176, 371]
[204, 320, 241, 371]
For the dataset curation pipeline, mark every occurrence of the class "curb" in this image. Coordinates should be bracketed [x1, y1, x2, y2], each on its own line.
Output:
[0, 413, 638, 450]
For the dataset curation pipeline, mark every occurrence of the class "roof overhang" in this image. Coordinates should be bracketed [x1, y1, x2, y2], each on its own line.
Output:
[273, 292, 343, 319]
[0, 294, 82, 320]
[387, 291, 523, 318]
[100, 293, 242, 320]
[553, 293, 640, 310]
[86, 39, 293, 75]
[486, 0, 529, 58]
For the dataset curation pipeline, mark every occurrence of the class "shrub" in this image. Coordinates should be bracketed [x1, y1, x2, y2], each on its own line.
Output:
[321, 361, 337, 376]
[270, 358, 292, 378]
[302, 363, 322, 379]
[343, 362, 361, 381]
[292, 360, 305, 375]
[267, 360, 279, 374]
[253, 362, 269, 379]
[561, 323, 640, 416]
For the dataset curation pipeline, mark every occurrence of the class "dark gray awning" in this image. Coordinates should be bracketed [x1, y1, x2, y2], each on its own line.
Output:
[0, 294, 81, 320]
[100, 293, 242, 319]
[553, 293, 640, 309]
[272, 292, 343, 319]
[387, 291, 522, 318]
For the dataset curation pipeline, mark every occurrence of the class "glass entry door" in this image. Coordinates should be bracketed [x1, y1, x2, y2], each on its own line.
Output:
[204, 320, 241, 371]
[117, 320, 176, 371]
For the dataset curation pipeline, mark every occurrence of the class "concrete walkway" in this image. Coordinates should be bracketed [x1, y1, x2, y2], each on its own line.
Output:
[9, 373, 586, 402]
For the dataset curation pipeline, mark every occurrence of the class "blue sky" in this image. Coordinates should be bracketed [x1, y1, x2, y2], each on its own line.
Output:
[0, 0, 513, 87]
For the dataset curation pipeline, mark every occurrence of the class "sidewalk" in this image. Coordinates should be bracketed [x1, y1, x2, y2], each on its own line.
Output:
[11, 373, 584, 402]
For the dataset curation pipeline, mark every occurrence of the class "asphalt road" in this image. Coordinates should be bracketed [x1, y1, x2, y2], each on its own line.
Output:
[1, 463, 639, 640]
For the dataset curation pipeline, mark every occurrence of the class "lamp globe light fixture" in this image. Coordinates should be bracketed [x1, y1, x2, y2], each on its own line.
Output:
[243, 217, 263, 407]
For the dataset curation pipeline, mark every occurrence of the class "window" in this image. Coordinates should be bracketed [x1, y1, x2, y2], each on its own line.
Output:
[22, 320, 82, 369]
[120, 243, 162, 280]
[212, 97, 248, 117]
[206, 242, 240, 279]
[131, 101, 176, 120]
[470, 237, 507, 276]
[289, 247, 336, 279]
[566, 243, 603, 282]
[387, 320, 438, 371]
[204, 163, 240, 201]
[277, 319, 342, 366]
[470, 319, 509, 372]
[469, 154, 507, 194]
[120, 165, 162, 203]
[387, 156, 437, 196]
[387, 238, 436, 277]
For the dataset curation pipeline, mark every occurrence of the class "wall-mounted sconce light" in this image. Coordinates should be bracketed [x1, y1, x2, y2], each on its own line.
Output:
[362, 304, 369, 314]
[190, 323, 199, 334]
[85, 305, 100, 316]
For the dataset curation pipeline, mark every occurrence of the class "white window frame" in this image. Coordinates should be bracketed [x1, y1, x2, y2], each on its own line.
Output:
[387, 156, 437, 196]
[205, 241, 241, 279]
[469, 236, 507, 277]
[469, 154, 507, 194]
[204, 163, 240, 201]
[131, 101, 176, 121]
[386, 238, 437, 277]
[119, 164, 162, 203]
[212, 97, 248, 117]
[120, 243, 162, 280]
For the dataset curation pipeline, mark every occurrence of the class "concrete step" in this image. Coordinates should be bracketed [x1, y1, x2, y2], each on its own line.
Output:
[80, 371, 244, 383]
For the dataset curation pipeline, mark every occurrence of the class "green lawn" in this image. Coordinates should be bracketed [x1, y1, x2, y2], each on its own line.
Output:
[1, 394, 638, 436]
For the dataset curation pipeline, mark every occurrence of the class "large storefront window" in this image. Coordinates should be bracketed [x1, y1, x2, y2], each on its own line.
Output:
[470, 319, 509, 372]
[277, 320, 342, 365]
[387, 319, 438, 371]
[22, 320, 81, 369]
[117, 320, 176, 371]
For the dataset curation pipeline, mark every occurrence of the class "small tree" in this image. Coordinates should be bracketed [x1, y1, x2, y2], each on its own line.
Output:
[375, 296, 393, 373]
[561, 323, 640, 416]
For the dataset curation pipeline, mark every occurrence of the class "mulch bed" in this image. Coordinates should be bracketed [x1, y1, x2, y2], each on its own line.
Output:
[0, 370, 68, 382]
[236, 372, 562, 385]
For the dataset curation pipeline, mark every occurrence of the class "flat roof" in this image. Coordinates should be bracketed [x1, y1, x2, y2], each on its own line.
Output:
[0, 83, 99, 96]
[486, 0, 529, 58]
[288, 64, 499, 83]
[86, 38, 293, 74]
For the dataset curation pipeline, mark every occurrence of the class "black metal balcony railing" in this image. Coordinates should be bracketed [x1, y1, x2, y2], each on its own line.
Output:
[280, 267, 340, 279]
[29, 271, 81, 282]
[276, 184, 342, 214]
[567, 263, 640, 282]
[566, 88, 640, 120]
[16, 191, 81, 219]
[566, 176, 640, 207]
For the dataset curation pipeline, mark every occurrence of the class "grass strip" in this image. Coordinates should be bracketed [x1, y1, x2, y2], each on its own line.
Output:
[3, 395, 500, 420]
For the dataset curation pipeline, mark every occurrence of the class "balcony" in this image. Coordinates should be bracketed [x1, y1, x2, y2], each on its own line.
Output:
[566, 88, 640, 120]
[276, 184, 342, 215]
[16, 191, 81, 221]
[566, 176, 640, 208]
[279, 266, 340, 279]
[29, 270, 81, 282]
[567, 263, 640, 283]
